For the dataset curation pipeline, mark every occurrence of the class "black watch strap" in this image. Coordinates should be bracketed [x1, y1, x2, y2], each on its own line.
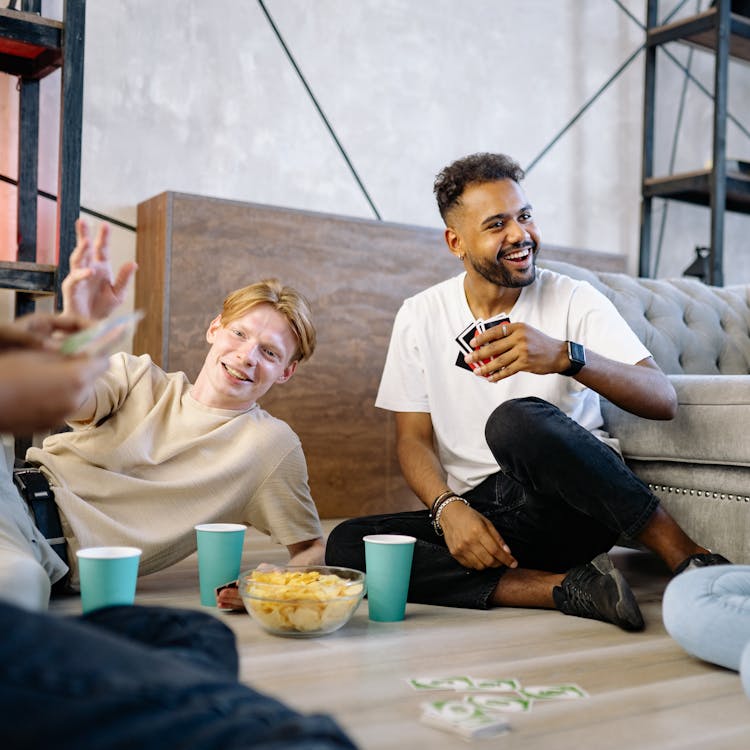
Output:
[561, 340, 586, 376]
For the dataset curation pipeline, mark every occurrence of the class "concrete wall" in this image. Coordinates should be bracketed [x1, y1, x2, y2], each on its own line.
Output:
[1, 0, 749, 325]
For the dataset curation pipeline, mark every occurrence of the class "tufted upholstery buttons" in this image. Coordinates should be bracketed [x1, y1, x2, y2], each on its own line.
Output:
[540, 260, 750, 375]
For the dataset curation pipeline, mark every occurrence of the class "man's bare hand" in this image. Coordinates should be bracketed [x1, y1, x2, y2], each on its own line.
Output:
[61, 219, 137, 320]
[0, 349, 108, 433]
[465, 322, 568, 382]
[439, 501, 517, 570]
[216, 580, 245, 611]
[0, 313, 89, 352]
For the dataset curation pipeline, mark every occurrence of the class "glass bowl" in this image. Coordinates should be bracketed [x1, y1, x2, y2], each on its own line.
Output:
[239, 565, 366, 637]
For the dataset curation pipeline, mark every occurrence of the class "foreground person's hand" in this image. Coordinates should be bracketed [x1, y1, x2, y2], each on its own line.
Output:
[0, 312, 90, 352]
[0, 349, 108, 433]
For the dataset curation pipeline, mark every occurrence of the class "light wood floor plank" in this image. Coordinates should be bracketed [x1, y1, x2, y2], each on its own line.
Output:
[50, 522, 749, 749]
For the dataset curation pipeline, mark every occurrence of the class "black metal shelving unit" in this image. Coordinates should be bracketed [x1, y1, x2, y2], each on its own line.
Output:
[639, 0, 750, 286]
[0, 0, 85, 314]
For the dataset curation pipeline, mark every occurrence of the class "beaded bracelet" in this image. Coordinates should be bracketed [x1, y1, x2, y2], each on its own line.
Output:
[430, 491, 456, 534]
[432, 495, 470, 536]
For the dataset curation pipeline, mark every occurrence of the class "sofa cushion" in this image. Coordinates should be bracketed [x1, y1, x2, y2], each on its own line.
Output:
[541, 260, 750, 375]
[602, 375, 750, 468]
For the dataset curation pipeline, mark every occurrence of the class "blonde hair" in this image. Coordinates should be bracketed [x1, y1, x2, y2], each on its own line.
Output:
[220, 279, 316, 363]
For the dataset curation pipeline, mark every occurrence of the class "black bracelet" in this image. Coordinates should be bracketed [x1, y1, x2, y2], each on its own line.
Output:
[430, 490, 456, 521]
[430, 491, 457, 535]
[432, 496, 470, 536]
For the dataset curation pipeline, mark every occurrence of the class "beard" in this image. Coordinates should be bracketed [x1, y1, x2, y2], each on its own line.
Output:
[467, 243, 538, 288]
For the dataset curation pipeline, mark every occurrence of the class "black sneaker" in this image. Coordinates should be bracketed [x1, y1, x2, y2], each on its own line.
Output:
[553, 553, 644, 632]
[673, 552, 731, 576]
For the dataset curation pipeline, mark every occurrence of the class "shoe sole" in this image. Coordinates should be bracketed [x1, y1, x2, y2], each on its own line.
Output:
[674, 554, 732, 576]
[591, 553, 644, 632]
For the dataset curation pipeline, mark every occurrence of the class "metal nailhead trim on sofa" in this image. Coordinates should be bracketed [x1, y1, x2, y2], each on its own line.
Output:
[648, 484, 750, 503]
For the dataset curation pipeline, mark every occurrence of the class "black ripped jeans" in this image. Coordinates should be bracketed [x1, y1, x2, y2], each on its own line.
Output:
[326, 397, 659, 609]
[0, 603, 357, 750]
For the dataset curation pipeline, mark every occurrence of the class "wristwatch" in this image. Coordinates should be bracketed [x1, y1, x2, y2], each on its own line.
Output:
[561, 341, 586, 376]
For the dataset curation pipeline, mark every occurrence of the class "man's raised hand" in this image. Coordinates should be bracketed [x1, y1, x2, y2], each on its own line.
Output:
[62, 219, 137, 320]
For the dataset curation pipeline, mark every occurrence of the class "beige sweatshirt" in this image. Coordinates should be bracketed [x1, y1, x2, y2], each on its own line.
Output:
[28, 353, 323, 581]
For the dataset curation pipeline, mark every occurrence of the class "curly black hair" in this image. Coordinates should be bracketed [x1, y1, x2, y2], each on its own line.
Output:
[433, 153, 525, 222]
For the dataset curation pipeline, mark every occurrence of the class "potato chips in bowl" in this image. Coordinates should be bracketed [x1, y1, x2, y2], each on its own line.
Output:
[240, 565, 366, 637]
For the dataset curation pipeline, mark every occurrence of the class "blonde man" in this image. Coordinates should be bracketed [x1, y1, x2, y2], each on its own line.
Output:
[3, 220, 324, 611]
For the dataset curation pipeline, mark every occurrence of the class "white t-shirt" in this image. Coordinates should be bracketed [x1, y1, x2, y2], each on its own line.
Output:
[375, 270, 651, 495]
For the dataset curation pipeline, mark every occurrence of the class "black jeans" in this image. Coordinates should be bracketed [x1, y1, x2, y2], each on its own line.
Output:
[0, 603, 357, 750]
[326, 397, 659, 609]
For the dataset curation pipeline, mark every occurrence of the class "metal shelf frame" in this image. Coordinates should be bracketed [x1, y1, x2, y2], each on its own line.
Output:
[0, 0, 85, 313]
[639, 0, 750, 286]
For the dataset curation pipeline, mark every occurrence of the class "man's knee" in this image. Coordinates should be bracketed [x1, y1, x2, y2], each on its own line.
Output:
[325, 519, 366, 570]
[485, 397, 558, 456]
[0, 555, 51, 611]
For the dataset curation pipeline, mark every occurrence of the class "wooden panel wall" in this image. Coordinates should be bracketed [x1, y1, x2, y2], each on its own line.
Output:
[134, 192, 626, 518]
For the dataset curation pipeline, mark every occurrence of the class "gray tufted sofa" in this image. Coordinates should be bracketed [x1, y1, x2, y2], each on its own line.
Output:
[542, 260, 750, 564]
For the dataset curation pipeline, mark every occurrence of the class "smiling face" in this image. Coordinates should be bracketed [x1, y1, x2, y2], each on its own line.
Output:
[191, 303, 299, 411]
[445, 179, 540, 291]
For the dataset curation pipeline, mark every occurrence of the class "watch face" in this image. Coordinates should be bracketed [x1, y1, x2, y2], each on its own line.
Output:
[568, 341, 585, 365]
[563, 341, 585, 376]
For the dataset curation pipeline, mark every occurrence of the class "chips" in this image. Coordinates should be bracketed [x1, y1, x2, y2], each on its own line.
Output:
[242, 567, 365, 635]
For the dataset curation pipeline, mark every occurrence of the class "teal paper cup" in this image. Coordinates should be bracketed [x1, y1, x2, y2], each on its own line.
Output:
[76, 546, 142, 614]
[195, 523, 247, 606]
[363, 534, 416, 622]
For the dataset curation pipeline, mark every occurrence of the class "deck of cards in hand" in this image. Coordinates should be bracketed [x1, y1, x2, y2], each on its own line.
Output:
[455, 313, 510, 372]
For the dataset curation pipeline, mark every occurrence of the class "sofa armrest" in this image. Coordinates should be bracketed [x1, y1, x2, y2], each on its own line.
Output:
[601, 375, 750, 467]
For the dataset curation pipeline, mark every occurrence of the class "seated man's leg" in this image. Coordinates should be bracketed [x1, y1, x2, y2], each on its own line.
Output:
[326, 511, 505, 609]
[329, 397, 657, 625]
[0, 601, 357, 750]
[0, 459, 65, 611]
[663, 565, 750, 673]
[482, 398, 649, 630]
[485, 398, 718, 572]
[485, 398, 658, 543]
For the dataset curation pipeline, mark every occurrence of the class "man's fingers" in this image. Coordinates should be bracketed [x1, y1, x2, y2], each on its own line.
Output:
[94, 223, 110, 262]
[458, 545, 508, 570]
[112, 262, 138, 300]
[216, 586, 245, 611]
[68, 235, 90, 270]
[476, 539, 516, 569]
[17, 312, 89, 342]
[473, 546, 506, 569]
[74, 218, 88, 243]
[449, 528, 516, 570]
[66, 268, 94, 284]
[487, 521, 510, 554]
[0, 324, 41, 350]
[47, 313, 91, 332]
[61, 268, 94, 297]
[474, 520, 517, 568]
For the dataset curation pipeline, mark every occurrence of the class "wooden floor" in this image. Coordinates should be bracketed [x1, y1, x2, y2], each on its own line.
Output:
[51, 521, 750, 749]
